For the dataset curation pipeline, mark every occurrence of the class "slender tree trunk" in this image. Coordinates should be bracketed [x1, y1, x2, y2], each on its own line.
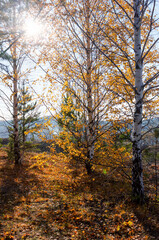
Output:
[21, 93, 25, 163]
[85, 0, 94, 174]
[22, 80, 26, 150]
[155, 136, 158, 201]
[132, 0, 144, 202]
[13, 49, 21, 164]
[95, 49, 100, 135]
[13, 5, 21, 165]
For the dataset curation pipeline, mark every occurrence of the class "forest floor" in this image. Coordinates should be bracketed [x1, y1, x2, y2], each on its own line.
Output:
[0, 149, 159, 240]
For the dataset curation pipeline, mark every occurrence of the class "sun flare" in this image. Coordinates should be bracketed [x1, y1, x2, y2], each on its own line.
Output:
[23, 17, 43, 39]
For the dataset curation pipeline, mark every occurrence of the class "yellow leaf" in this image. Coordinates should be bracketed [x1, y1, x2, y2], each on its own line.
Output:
[117, 225, 120, 231]
[128, 220, 133, 227]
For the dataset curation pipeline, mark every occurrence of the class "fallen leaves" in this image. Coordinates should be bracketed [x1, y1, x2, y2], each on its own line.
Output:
[0, 150, 158, 239]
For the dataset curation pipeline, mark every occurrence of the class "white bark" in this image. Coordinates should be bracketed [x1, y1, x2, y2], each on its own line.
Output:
[132, 0, 144, 201]
[13, 5, 21, 165]
[85, 0, 94, 174]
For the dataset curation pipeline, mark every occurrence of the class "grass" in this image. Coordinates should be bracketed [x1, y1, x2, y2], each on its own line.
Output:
[0, 149, 158, 239]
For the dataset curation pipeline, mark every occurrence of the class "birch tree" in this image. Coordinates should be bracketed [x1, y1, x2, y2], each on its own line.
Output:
[56, 0, 159, 202]
[12, 8, 21, 164]
[132, 0, 145, 202]
[0, 0, 21, 164]
[95, 0, 159, 202]
[39, 0, 118, 174]
[0, 0, 42, 164]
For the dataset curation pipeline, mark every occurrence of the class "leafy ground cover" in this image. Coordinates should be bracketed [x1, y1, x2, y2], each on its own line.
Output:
[0, 150, 158, 240]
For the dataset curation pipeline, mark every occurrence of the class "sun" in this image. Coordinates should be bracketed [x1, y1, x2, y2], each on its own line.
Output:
[23, 17, 43, 39]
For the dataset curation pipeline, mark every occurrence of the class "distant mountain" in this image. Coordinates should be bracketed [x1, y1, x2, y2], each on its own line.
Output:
[0, 116, 158, 139]
[0, 117, 59, 139]
[0, 120, 10, 138]
[142, 117, 159, 130]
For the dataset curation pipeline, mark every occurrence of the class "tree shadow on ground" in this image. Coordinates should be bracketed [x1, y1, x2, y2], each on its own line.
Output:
[0, 152, 41, 235]
[67, 160, 131, 201]
[66, 161, 159, 239]
[0, 152, 73, 239]
[133, 201, 159, 240]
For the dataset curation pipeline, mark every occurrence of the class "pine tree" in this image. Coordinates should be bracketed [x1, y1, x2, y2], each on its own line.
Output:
[8, 81, 40, 161]
[18, 80, 40, 149]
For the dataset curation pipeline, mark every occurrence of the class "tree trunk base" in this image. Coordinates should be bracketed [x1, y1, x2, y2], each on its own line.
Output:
[85, 160, 93, 174]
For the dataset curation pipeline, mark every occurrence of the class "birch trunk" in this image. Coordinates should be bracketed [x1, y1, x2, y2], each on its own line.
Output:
[85, 0, 94, 174]
[13, 5, 21, 165]
[132, 0, 144, 202]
